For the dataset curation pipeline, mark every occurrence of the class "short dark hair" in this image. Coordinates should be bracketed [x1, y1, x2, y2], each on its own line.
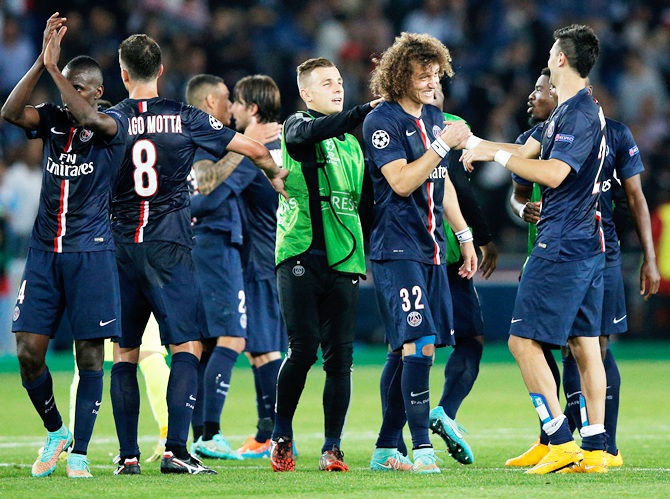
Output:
[541, 67, 551, 78]
[297, 57, 335, 88]
[553, 24, 600, 78]
[64, 55, 103, 84]
[185, 74, 224, 106]
[119, 34, 162, 82]
[233, 75, 281, 124]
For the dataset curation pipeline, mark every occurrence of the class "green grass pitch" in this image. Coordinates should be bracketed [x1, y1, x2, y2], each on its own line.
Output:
[1, 342, 668, 498]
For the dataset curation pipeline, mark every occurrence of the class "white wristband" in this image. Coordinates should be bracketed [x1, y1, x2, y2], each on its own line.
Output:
[455, 227, 473, 244]
[465, 135, 482, 150]
[430, 136, 450, 158]
[494, 150, 512, 168]
[518, 205, 526, 219]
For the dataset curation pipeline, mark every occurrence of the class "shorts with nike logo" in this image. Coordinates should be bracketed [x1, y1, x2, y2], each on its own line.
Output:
[12, 248, 121, 340]
[371, 259, 454, 352]
[601, 264, 627, 335]
[510, 252, 605, 346]
[115, 241, 208, 348]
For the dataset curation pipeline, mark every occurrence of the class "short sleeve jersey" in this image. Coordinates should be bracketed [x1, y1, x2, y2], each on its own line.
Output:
[363, 101, 449, 265]
[534, 88, 606, 262]
[27, 103, 125, 253]
[109, 97, 236, 247]
[601, 118, 644, 267]
[240, 138, 282, 281]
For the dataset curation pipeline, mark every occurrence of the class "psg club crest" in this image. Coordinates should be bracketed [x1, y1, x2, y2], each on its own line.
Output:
[432, 125, 442, 139]
[292, 264, 305, 277]
[371, 129, 390, 149]
[12, 306, 20, 322]
[545, 120, 555, 139]
[79, 129, 94, 142]
[209, 115, 223, 130]
[406, 311, 422, 327]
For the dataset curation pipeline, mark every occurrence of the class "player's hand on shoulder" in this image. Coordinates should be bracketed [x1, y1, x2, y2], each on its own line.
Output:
[245, 121, 282, 145]
[369, 98, 383, 108]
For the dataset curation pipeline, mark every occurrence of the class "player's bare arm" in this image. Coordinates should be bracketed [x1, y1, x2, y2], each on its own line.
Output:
[622, 175, 661, 299]
[511, 180, 541, 224]
[193, 153, 245, 196]
[42, 23, 118, 140]
[443, 174, 478, 279]
[0, 12, 65, 129]
[460, 137, 539, 172]
[381, 120, 471, 197]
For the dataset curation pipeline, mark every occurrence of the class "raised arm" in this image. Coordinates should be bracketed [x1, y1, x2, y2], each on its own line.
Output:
[623, 174, 660, 299]
[0, 13, 65, 129]
[382, 121, 471, 197]
[42, 22, 118, 139]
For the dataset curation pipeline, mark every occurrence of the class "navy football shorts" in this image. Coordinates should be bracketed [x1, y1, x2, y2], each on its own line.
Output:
[372, 259, 453, 352]
[510, 252, 605, 346]
[12, 248, 121, 341]
[115, 241, 208, 348]
[447, 262, 484, 339]
[193, 232, 247, 339]
[244, 275, 287, 354]
[601, 264, 627, 335]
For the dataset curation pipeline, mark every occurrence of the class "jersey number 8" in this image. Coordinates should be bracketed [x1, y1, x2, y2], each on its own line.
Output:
[132, 139, 159, 197]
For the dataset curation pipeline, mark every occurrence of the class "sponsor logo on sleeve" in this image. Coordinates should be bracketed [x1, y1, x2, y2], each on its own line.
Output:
[554, 133, 574, 144]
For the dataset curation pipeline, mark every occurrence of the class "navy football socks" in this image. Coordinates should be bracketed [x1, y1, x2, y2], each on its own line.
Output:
[375, 352, 406, 449]
[604, 348, 621, 454]
[166, 352, 199, 451]
[439, 337, 483, 419]
[23, 367, 63, 432]
[71, 369, 103, 455]
[111, 362, 140, 459]
[402, 355, 432, 449]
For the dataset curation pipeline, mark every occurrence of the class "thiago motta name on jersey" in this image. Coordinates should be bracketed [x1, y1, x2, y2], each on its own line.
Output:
[127, 114, 183, 136]
[46, 152, 95, 177]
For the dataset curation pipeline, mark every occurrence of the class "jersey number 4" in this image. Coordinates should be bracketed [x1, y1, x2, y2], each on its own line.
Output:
[132, 139, 159, 197]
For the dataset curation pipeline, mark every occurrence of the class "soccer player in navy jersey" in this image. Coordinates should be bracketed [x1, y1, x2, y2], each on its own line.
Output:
[560, 85, 660, 467]
[1, 13, 125, 478]
[40, 26, 287, 475]
[505, 67, 564, 468]
[363, 32, 477, 474]
[462, 24, 610, 474]
[227, 75, 288, 459]
[184, 74, 282, 461]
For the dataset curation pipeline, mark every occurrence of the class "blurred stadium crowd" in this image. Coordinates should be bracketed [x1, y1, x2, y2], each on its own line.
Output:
[0, 0, 669, 349]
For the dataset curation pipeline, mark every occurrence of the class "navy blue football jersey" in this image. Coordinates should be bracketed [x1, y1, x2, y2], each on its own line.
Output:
[511, 123, 544, 187]
[601, 118, 644, 266]
[534, 88, 606, 262]
[109, 98, 236, 247]
[27, 103, 125, 253]
[189, 148, 242, 245]
[363, 101, 450, 265]
[239, 138, 282, 281]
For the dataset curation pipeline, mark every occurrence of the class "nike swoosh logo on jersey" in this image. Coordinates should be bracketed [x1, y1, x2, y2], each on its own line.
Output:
[613, 315, 627, 324]
[50, 127, 66, 134]
[189, 395, 197, 401]
[511, 318, 523, 323]
[45, 395, 54, 406]
[410, 390, 429, 397]
[352, 279, 358, 284]
[99, 319, 117, 327]
[406, 130, 416, 136]
[566, 391, 582, 399]
[95, 400, 102, 407]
